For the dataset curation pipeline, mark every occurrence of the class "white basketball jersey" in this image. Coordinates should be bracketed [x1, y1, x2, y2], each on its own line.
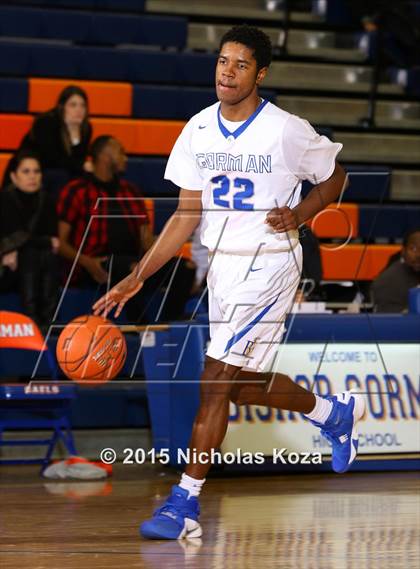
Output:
[165, 100, 342, 254]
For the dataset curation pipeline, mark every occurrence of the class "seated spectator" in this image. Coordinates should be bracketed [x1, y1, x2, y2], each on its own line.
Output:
[0, 151, 59, 332]
[347, 0, 420, 127]
[371, 228, 420, 312]
[57, 135, 195, 323]
[348, 0, 420, 67]
[1, 86, 93, 195]
[21, 85, 91, 174]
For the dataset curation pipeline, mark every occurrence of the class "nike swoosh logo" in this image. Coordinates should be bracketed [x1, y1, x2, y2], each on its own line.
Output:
[250, 267, 263, 272]
[198, 125, 207, 129]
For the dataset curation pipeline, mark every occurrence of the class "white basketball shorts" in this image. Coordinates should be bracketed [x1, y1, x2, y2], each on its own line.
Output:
[206, 243, 302, 372]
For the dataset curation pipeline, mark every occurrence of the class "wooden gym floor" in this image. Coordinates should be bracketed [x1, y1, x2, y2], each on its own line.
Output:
[0, 464, 419, 569]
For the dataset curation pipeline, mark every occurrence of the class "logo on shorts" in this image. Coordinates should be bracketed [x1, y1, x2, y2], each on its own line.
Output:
[243, 339, 257, 357]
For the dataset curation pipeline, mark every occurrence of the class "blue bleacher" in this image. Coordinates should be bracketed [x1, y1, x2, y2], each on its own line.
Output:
[132, 85, 276, 119]
[0, 40, 215, 84]
[0, 7, 42, 37]
[177, 52, 217, 86]
[0, 78, 27, 112]
[317, 0, 355, 26]
[9, 0, 146, 12]
[0, 42, 31, 75]
[359, 205, 420, 239]
[406, 67, 420, 96]
[125, 49, 180, 83]
[344, 166, 391, 202]
[133, 86, 218, 119]
[302, 165, 391, 202]
[125, 157, 176, 196]
[0, 7, 187, 48]
[41, 10, 91, 42]
[80, 47, 129, 80]
[32, 44, 83, 78]
[152, 199, 178, 233]
[90, 14, 187, 48]
[0, 77, 273, 121]
[0, 293, 23, 313]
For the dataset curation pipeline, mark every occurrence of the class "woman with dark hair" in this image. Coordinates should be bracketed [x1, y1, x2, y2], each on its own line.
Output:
[19, 85, 92, 175]
[0, 151, 59, 331]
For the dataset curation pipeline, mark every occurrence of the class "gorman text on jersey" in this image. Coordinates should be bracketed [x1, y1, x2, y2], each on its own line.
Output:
[196, 153, 272, 174]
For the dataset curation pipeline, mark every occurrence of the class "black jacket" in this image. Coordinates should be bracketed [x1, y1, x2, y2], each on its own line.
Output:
[0, 186, 58, 255]
[20, 109, 92, 174]
[371, 260, 419, 313]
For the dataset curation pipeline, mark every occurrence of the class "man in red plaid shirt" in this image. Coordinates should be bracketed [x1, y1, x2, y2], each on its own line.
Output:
[57, 135, 194, 322]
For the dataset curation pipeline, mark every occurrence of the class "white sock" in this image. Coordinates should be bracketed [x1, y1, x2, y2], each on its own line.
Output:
[179, 473, 206, 498]
[304, 395, 333, 424]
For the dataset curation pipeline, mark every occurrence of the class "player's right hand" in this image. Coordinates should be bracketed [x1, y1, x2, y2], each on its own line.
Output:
[93, 271, 144, 318]
[265, 206, 299, 232]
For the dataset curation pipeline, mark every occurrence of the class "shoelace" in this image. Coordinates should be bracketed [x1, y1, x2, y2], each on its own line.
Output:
[321, 429, 347, 446]
[154, 496, 196, 520]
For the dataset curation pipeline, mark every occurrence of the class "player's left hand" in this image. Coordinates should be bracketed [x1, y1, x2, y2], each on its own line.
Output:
[265, 206, 299, 232]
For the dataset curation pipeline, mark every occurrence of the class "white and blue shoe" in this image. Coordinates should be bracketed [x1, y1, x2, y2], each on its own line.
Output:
[310, 390, 366, 473]
[140, 485, 202, 540]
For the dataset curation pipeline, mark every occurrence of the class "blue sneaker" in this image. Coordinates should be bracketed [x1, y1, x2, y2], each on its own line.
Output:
[140, 485, 202, 540]
[311, 390, 366, 473]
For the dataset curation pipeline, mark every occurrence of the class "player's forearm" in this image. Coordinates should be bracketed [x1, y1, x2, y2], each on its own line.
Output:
[134, 212, 200, 281]
[292, 162, 348, 225]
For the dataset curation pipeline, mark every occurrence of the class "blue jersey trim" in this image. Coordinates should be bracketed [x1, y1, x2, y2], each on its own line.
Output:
[224, 293, 279, 353]
[217, 99, 269, 140]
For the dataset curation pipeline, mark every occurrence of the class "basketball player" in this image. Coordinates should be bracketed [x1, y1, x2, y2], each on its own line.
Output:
[93, 25, 365, 540]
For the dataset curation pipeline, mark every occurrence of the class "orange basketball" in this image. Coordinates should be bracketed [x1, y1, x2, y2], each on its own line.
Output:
[56, 315, 127, 383]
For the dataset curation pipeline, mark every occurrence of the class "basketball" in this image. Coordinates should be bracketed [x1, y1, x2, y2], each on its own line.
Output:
[56, 315, 126, 383]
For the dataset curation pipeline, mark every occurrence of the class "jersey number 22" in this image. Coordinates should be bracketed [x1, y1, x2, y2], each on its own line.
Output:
[212, 175, 254, 211]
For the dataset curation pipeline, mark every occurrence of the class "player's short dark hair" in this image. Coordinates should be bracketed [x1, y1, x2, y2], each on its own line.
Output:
[90, 135, 114, 163]
[219, 24, 272, 71]
[403, 227, 420, 247]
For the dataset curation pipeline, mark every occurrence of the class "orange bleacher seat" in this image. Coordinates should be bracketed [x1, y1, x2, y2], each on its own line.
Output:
[0, 152, 12, 185]
[91, 118, 185, 155]
[29, 78, 133, 117]
[0, 114, 185, 155]
[0, 115, 33, 151]
[309, 203, 359, 239]
[321, 244, 401, 280]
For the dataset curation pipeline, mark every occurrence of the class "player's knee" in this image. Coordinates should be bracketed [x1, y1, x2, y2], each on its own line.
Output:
[200, 368, 234, 407]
